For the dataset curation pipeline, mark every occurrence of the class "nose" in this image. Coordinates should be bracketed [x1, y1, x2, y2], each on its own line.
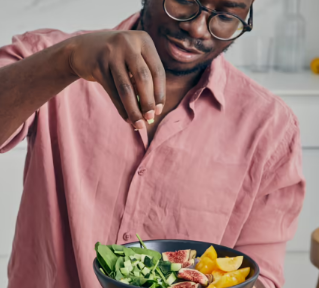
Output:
[178, 11, 212, 40]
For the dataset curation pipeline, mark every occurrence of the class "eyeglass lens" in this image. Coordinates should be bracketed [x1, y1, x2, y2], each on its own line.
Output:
[164, 0, 244, 40]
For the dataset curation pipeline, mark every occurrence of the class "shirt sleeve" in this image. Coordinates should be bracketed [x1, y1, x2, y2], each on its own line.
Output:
[0, 29, 74, 153]
[234, 117, 306, 288]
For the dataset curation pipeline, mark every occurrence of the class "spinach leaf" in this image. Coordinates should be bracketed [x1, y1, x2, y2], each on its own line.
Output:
[144, 256, 153, 268]
[158, 261, 171, 275]
[95, 242, 118, 273]
[112, 244, 124, 251]
[123, 247, 136, 257]
[115, 270, 124, 281]
[143, 279, 158, 288]
[131, 247, 161, 264]
[115, 257, 124, 272]
[130, 276, 148, 286]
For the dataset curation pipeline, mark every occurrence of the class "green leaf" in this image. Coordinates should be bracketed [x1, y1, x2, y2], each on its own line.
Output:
[131, 247, 161, 265]
[144, 256, 153, 268]
[95, 242, 118, 273]
[158, 261, 171, 275]
[123, 247, 136, 257]
[130, 276, 148, 286]
[115, 270, 124, 281]
[149, 283, 159, 288]
[112, 244, 124, 252]
[115, 257, 125, 272]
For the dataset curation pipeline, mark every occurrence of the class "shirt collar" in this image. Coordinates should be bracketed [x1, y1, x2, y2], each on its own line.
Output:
[114, 12, 227, 110]
[189, 55, 227, 110]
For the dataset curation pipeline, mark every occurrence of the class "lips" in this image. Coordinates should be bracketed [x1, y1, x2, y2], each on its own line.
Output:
[165, 36, 204, 63]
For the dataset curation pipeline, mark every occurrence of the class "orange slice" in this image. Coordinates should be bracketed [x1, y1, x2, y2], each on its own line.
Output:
[201, 246, 218, 261]
[213, 272, 246, 288]
[216, 256, 243, 272]
[310, 58, 319, 74]
[237, 267, 250, 279]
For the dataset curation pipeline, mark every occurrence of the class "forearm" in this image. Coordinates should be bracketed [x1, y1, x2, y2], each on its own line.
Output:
[0, 39, 78, 146]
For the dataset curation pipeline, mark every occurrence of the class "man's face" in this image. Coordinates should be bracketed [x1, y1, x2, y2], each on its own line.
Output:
[141, 0, 252, 76]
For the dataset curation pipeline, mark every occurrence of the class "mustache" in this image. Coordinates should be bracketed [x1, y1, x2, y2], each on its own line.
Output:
[161, 27, 213, 54]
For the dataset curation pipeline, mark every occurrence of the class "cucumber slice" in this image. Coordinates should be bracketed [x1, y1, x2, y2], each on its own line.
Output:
[142, 267, 151, 276]
[134, 254, 142, 260]
[133, 270, 140, 277]
[166, 273, 177, 285]
[120, 279, 130, 284]
[138, 262, 145, 270]
[124, 256, 130, 262]
[170, 263, 182, 271]
[132, 261, 140, 267]
[149, 283, 158, 288]
[120, 268, 129, 276]
[124, 260, 133, 272]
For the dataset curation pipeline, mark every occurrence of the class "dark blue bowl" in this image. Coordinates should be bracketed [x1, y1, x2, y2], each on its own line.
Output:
[93, 239, 259, 288]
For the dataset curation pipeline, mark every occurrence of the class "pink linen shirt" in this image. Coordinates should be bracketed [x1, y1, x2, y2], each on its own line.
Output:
[0, 13, 305, 288]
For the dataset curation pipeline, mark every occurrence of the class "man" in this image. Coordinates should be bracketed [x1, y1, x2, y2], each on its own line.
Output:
[0, 0, 305, 287]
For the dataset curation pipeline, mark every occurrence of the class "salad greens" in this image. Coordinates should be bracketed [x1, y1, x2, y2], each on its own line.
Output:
[95, 234, 179, 288]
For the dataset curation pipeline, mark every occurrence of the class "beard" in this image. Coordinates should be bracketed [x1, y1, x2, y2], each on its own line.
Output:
[139, 2, 233, 76]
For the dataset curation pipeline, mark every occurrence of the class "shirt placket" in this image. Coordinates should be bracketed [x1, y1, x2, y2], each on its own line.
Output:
[116, 101, 196, 244]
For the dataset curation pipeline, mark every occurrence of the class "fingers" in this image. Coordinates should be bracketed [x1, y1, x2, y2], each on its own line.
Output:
[93, 31, 166, 130]
[94, 60, 128, 121]
[126, 54, 156, 122]
[110, 62, 146, 130]
[140, 37, 166, 116]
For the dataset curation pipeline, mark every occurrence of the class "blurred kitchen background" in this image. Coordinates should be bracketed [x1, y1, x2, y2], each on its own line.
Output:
[0, 0, 318, 287]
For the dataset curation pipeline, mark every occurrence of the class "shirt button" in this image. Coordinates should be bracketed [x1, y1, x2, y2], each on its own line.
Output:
[123, 233, 131, 241]
[138, 167, 146, 176]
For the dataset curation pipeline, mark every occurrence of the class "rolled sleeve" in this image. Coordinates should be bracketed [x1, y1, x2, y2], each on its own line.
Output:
[0, 29, 71, 152]
[234, 119, 306, 288]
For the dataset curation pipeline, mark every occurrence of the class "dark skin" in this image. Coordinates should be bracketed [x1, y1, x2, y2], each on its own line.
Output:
[0, 0, 252, 145]
[138, 0, 245, 141]
[0, 0, 266, 286]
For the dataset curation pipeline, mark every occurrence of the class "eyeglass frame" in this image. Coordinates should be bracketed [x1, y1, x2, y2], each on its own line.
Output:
[163, 0, 254, 41]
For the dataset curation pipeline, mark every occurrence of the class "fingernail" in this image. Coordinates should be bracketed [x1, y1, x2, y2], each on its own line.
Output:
[144, 110, 155, 121]
[155, 104, 163, 115]
[134, 119, 146, 130]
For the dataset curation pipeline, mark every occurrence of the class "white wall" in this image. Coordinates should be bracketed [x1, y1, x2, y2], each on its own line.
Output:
[225, 0, 319, 67]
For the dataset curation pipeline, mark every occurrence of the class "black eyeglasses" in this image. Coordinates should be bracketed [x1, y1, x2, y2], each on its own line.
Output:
[163, 0, 253, 41]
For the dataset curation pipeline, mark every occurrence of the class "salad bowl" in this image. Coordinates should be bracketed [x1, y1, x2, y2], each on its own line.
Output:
[93, 239, 259, 288]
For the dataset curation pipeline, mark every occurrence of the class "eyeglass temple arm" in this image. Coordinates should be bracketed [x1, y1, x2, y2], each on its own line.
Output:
[248, 4, 253, 29]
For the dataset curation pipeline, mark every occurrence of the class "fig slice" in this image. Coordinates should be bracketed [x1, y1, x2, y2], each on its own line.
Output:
[205, 274, 214, 284]
[189, 250, 197, 260]
[170, 282, 199, 288]
[177, 268, 209, 286]
[162, 250, 191, 263]
[182, 259, 195, 268]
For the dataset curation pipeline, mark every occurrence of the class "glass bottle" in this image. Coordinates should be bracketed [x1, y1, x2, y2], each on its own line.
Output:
[274, 0, 306, 72]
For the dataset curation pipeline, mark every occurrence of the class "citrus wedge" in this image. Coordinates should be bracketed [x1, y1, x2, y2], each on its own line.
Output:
[216, 256, 243, 272]
[311, 58, 319, 74]
[201, 246, 218, 261]
[213, 272, 246, 288]
[195, 256, 217, 274]
[237, 267, 250, 279]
